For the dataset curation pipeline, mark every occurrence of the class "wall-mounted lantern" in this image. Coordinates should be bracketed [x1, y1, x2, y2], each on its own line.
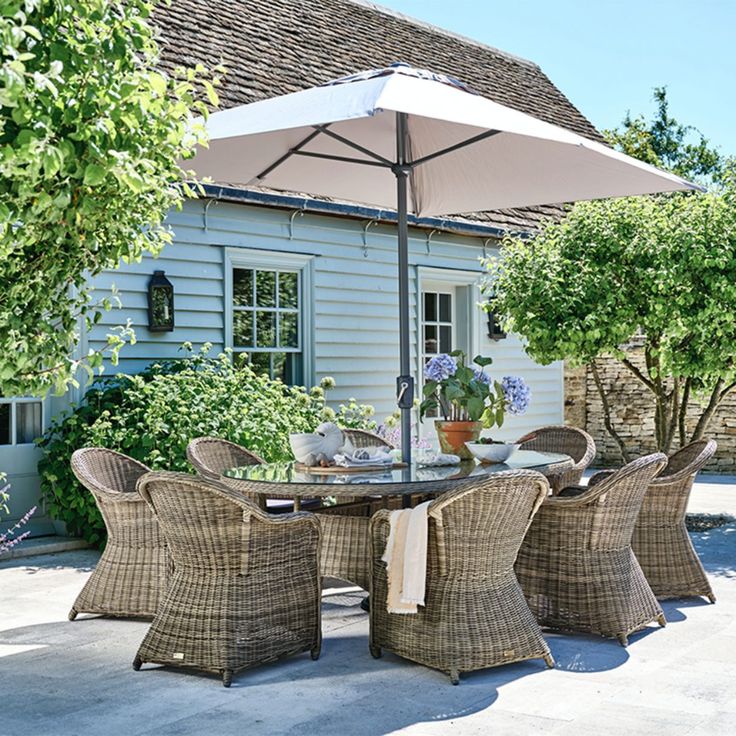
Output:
[486, 300, 507, 341]
[148, 270, 175, 332]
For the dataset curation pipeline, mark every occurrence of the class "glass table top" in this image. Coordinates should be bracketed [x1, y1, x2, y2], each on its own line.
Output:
[223, 450, 572, 487]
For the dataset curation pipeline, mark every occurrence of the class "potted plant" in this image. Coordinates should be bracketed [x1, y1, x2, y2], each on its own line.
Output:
[419, 351, 531, 459]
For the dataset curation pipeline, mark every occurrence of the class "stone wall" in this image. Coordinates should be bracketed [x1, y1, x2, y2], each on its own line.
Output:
[564, 348, 735, 473]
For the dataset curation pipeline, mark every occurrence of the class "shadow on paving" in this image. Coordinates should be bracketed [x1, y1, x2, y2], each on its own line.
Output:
[692, 523, 736, 579]
[0, 596, 636, 736]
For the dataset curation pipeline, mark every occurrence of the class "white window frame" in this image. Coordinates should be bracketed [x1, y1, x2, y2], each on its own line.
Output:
[0, 397, 45, 447]
[224, 247, 315, 386]
[416, 267, 482, 379]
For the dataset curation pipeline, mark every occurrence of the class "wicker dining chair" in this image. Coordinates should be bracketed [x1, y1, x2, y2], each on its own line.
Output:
[369, 470, 553, 684]
[68, 448, 164, 620]
[134, 472, 322, 687]
[589, 439, 717, 603]
[187, 436, 321, 513]
[515, 453, 668, 646]
[517, 425, 596, 494]
[187, 436, 268, 510]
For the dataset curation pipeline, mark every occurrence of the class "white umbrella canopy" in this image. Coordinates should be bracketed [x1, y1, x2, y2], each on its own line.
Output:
[191, 64, 699, 216]
[188, 64, 700, 467]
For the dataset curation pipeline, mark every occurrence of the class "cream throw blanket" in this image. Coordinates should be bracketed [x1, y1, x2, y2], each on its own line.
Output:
[381, 501, 431, 614]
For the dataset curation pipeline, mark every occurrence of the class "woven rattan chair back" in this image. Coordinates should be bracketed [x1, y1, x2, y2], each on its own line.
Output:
[580, 453, 668, 550]
[187, 436, 266, 509]
[138, 471, 264, 571]
[426, 470, 548, 578]
[650, 439, 717, 522]
[517, 426, 595, 492]
[134, 472, 322, 686]
[187, 436, 264, 480]
[68, 448, 162, 619]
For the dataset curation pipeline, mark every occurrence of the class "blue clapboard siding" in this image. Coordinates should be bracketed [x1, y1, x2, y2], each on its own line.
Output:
[87, 198, 563, 438]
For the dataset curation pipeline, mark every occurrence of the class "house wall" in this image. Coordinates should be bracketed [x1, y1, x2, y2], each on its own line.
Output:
[87, 198, 564, 437]
[9, 198, 566, 530]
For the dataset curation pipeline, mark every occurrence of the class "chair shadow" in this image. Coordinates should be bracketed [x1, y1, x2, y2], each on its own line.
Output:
[691, 522, 736, 580]
[0, 592, 638, 736]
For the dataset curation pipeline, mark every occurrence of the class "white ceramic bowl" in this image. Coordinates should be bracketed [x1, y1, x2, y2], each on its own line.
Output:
[465, 442, 520, 465]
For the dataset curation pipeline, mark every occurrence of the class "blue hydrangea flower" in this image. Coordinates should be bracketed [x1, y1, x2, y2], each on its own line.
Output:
[425, 354, 457, 382]
[502, 375, 531, 415]
[473, 369, 491, 385]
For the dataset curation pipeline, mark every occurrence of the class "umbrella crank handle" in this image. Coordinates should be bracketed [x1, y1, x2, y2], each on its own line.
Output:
[396, 376, 414, 409]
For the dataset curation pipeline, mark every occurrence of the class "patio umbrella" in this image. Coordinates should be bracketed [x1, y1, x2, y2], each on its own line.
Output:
[188, 63, 701, 464]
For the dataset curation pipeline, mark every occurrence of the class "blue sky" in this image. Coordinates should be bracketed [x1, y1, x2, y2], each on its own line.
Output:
[379, 0, 735, 157]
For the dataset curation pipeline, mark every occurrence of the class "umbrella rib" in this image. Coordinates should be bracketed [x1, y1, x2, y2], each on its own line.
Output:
[314, 125, 394, 166]
[254, 126, 328, 181]
[293, 150, 391, 168]
[409, 129, 501, 168]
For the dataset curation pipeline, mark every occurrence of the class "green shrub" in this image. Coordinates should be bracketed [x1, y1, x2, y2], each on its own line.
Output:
[38, 345, 376, 545]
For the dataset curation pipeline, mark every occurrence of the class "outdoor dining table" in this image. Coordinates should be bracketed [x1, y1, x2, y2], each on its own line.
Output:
[223, 450, 573, 594]
[222, 450, 574, 510]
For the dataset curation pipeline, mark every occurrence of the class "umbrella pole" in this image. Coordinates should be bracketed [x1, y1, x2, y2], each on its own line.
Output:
[395, 112, 413, 469]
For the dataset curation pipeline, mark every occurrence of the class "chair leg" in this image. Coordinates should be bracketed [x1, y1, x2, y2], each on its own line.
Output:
[449, 669, 460, 686]
[132, 656, 143, 671]
[222, 670, 233, 688]
[708, 593, 717, 604]
[68, 607, 78, 621]
[543, 654, 555, 669]
[369, 644, 382, 659]
[617, 633, 629, 647]
[657, 614, 667, 628]
[310, 643, 321, 661]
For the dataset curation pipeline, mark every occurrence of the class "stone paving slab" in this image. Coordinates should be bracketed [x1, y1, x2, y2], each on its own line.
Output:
[1, 482, 735, 736]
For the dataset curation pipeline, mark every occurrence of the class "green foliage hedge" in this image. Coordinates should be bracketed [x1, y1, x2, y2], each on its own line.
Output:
[39, 346, 376, 545]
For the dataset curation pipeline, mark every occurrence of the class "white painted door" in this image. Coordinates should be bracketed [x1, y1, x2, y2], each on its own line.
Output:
[0, 397, 51, 535]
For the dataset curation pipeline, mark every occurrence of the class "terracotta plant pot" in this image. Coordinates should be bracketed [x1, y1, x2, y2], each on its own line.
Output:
[434, 421, 483, 460]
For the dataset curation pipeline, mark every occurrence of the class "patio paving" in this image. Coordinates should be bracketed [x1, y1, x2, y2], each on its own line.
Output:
[2, 476, 735, 736]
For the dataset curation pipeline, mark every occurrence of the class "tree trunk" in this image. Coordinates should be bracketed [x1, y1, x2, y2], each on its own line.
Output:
[591, 360, 631, 463]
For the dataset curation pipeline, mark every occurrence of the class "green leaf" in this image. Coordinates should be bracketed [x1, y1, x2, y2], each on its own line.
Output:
[83, 163, 107, 186]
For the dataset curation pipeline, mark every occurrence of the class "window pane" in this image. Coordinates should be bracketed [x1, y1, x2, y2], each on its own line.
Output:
[272, 352, 286, 382]
[279, 312, 299, 348]
[424, 325, 438, 355]
[0, 404, 10, 445]
[16, 402, 42, 444]
[256, 311, 276, 348]
[233, 312, 253, 347]
[439, 293, 452, 322]
[440, 325, 452, 353]
[249, 352, 271, 377]
[233, 269, 253, 306]
[279, 272, 298, 309]
[424, 292, 437, 322]
[256, 270, 276, 307]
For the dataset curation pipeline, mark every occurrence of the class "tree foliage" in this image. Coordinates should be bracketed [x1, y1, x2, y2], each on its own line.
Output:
[38, 345, 377, 545]
[604, 87, 725, 186]
[485, 169, 736, 458]
[0, 0, 217, 397]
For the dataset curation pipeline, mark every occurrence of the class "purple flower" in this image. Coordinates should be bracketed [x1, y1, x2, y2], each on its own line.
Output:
[473, 369, 491, 385]
[375, 424, 431, 450]
[424, 354, 457, 382]
[501, 375, 531, 416]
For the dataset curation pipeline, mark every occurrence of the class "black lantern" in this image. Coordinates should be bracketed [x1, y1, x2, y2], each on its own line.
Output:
[486, 300, 507, 341]
[148, 270, 175, 332]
